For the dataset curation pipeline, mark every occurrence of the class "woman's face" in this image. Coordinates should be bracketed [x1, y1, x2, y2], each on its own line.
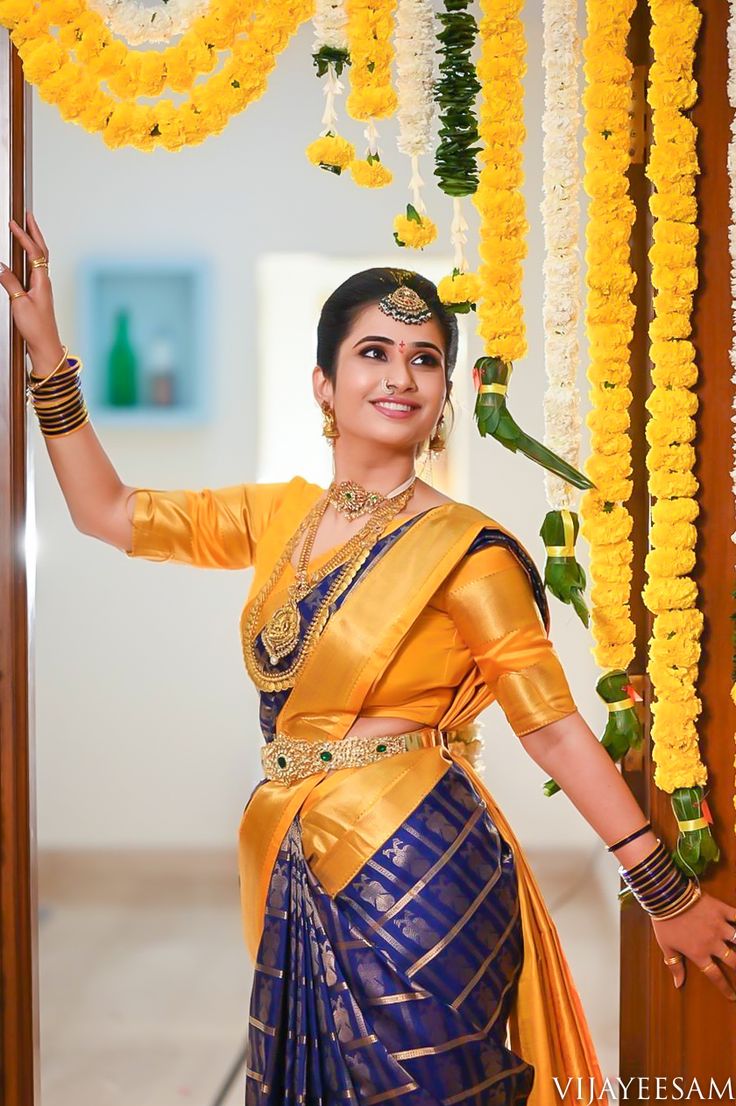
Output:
[314, 300, 450, 454]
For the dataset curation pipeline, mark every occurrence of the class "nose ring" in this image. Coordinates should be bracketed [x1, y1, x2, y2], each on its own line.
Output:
[381, 378, 397, 394]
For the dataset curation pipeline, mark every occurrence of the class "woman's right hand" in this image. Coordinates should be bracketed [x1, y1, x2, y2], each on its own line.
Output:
[0, 211, 65, 373]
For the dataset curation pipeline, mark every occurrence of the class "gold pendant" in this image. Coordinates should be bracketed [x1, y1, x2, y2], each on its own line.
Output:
[261, 595, 301, 665]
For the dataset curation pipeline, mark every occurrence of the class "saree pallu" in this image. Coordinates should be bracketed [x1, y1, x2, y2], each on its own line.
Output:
[239, 499, 610, 1106]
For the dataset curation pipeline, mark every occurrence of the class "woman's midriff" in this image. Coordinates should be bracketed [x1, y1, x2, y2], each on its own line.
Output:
[343, 715, 428, 739]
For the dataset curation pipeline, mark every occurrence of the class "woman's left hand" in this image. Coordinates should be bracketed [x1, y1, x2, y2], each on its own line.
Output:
[652, 890, 736, 1001]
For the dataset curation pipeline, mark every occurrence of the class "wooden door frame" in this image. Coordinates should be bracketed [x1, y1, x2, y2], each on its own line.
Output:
[619, 0, 736, 1082]
[0, 28, 38, 1106]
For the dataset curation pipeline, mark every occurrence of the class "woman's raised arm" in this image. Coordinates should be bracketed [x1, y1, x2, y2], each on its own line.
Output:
[1, 213, 297, 565]
[1, 212, 137, 547]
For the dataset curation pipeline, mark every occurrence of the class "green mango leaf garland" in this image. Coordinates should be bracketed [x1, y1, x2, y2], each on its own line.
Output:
[472, 357, 595, 491]
[671, 786, 719, 878]
[539, 510, 590, 626]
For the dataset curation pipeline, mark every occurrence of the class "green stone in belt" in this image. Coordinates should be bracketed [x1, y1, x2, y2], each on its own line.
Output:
[320, 750, 333, 762]
[376, 743, 387, 752]
[277, 755, 287, 768]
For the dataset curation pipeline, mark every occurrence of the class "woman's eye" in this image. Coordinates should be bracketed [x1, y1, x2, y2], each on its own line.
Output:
[360, 345, 438, 366]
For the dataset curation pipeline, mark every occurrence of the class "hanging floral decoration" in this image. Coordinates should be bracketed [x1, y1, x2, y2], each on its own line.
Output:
[471, 0, 591, 492]
[726, 0, 736, 839]
[644, 0, 718, 876]
[305, 0, 355, 175]
[574, 0, 642, 790]
[11, 0, 254, 97]
[436, 269, 481, 314]
[538, 0, 588, 626]
[433, 0, 480, 310]
[0, 0, 313, 151]
[344, 0, 396, 187]
[86, 0, 210, 46]
[391, 0, 437, 250]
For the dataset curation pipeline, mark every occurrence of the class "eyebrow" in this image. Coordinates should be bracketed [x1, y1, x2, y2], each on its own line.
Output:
[353, 335, 444, 358]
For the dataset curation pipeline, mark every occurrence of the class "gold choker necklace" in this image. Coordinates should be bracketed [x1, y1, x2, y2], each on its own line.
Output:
[328, 471, 416, 521]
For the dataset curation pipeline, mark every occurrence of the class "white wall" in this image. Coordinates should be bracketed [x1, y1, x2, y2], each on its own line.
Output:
[31, 10, 609, 867]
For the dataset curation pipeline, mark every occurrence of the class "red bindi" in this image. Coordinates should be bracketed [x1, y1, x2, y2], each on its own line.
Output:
[398, 340, 406, 351]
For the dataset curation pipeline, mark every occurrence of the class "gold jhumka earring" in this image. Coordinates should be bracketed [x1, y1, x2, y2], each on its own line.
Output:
[428, 413, 446, 453]
[321, 400, 339, 439]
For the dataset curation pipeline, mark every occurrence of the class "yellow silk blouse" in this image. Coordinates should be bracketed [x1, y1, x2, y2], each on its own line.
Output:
[123, 475, 578, 737]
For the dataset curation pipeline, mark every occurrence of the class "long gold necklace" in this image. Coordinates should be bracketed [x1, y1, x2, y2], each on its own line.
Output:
[241, 477, 417, 692]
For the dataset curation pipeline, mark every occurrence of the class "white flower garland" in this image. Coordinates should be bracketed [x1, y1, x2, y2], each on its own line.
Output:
[312, 0, 349, 139]
[313, 0, 349, 48]
[394, 0, 436, 214]
[86, 0, 210, 45]
[541, 0, 583, 513]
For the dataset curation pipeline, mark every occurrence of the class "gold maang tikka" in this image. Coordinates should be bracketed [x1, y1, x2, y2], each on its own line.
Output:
[378, 270, 433, 324]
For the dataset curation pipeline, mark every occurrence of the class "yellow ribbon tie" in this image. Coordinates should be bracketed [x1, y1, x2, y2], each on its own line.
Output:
[607, 698, 634, 713]
[546, 509, 576, 558]
[677, 817, 708, 833]
[479, 383, 508, 395]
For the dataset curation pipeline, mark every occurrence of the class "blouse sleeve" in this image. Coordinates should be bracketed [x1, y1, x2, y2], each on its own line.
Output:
[444, 542, 578, 736]
[123, 480, 293, 569]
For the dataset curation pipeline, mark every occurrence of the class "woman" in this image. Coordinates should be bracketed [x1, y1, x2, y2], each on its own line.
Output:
[4, 212, 736, 1106]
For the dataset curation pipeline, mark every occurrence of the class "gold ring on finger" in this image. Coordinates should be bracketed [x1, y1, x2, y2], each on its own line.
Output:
[10, 290, 28, 299]
[30, 256, 48, 268]
[722, 947, 733, 964]
[701, 961, 718, 974]
[664, 955, 683, 965]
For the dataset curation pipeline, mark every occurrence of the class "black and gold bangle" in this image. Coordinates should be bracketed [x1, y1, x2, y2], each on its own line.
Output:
[40, 408, 90, 438]
[26, 352, 81, 395]
[31, 377, 82, 404]
[34, 389, 85, 421]
[35, 392, 84, 419]
[607, 821, 652, 853]
[27, 353, 90, 439]
[618, 836, 701, 918]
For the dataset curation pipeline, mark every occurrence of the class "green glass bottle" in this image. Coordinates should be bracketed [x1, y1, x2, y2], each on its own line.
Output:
[107, 309, 138, 406]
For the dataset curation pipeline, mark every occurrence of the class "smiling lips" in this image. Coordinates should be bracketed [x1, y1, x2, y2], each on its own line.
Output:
[371, 398, 420, 419]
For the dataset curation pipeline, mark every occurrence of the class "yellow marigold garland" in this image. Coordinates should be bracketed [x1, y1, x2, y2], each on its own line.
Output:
[644, 0, 707, 796]
[473, 0, 527, 364]
[7, 0, 250, 96]
[639, 0, 718, 879]
[344, 0, 397, 123]
[0, 0, 313, 151]
[578, 0, 637, 674]
[344, 0, 397, 185]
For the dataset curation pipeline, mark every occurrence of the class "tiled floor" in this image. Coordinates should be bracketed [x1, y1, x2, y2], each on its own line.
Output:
[37, 845, 619, 1104]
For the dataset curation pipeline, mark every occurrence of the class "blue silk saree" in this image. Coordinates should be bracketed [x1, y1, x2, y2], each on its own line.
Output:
[237, 499, 609, 1106]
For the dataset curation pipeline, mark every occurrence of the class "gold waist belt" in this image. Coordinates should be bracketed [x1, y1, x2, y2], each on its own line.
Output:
[261, 725, 450, 787]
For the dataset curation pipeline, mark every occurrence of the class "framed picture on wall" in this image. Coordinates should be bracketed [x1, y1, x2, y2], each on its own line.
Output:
[76, 257, 214, 426]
